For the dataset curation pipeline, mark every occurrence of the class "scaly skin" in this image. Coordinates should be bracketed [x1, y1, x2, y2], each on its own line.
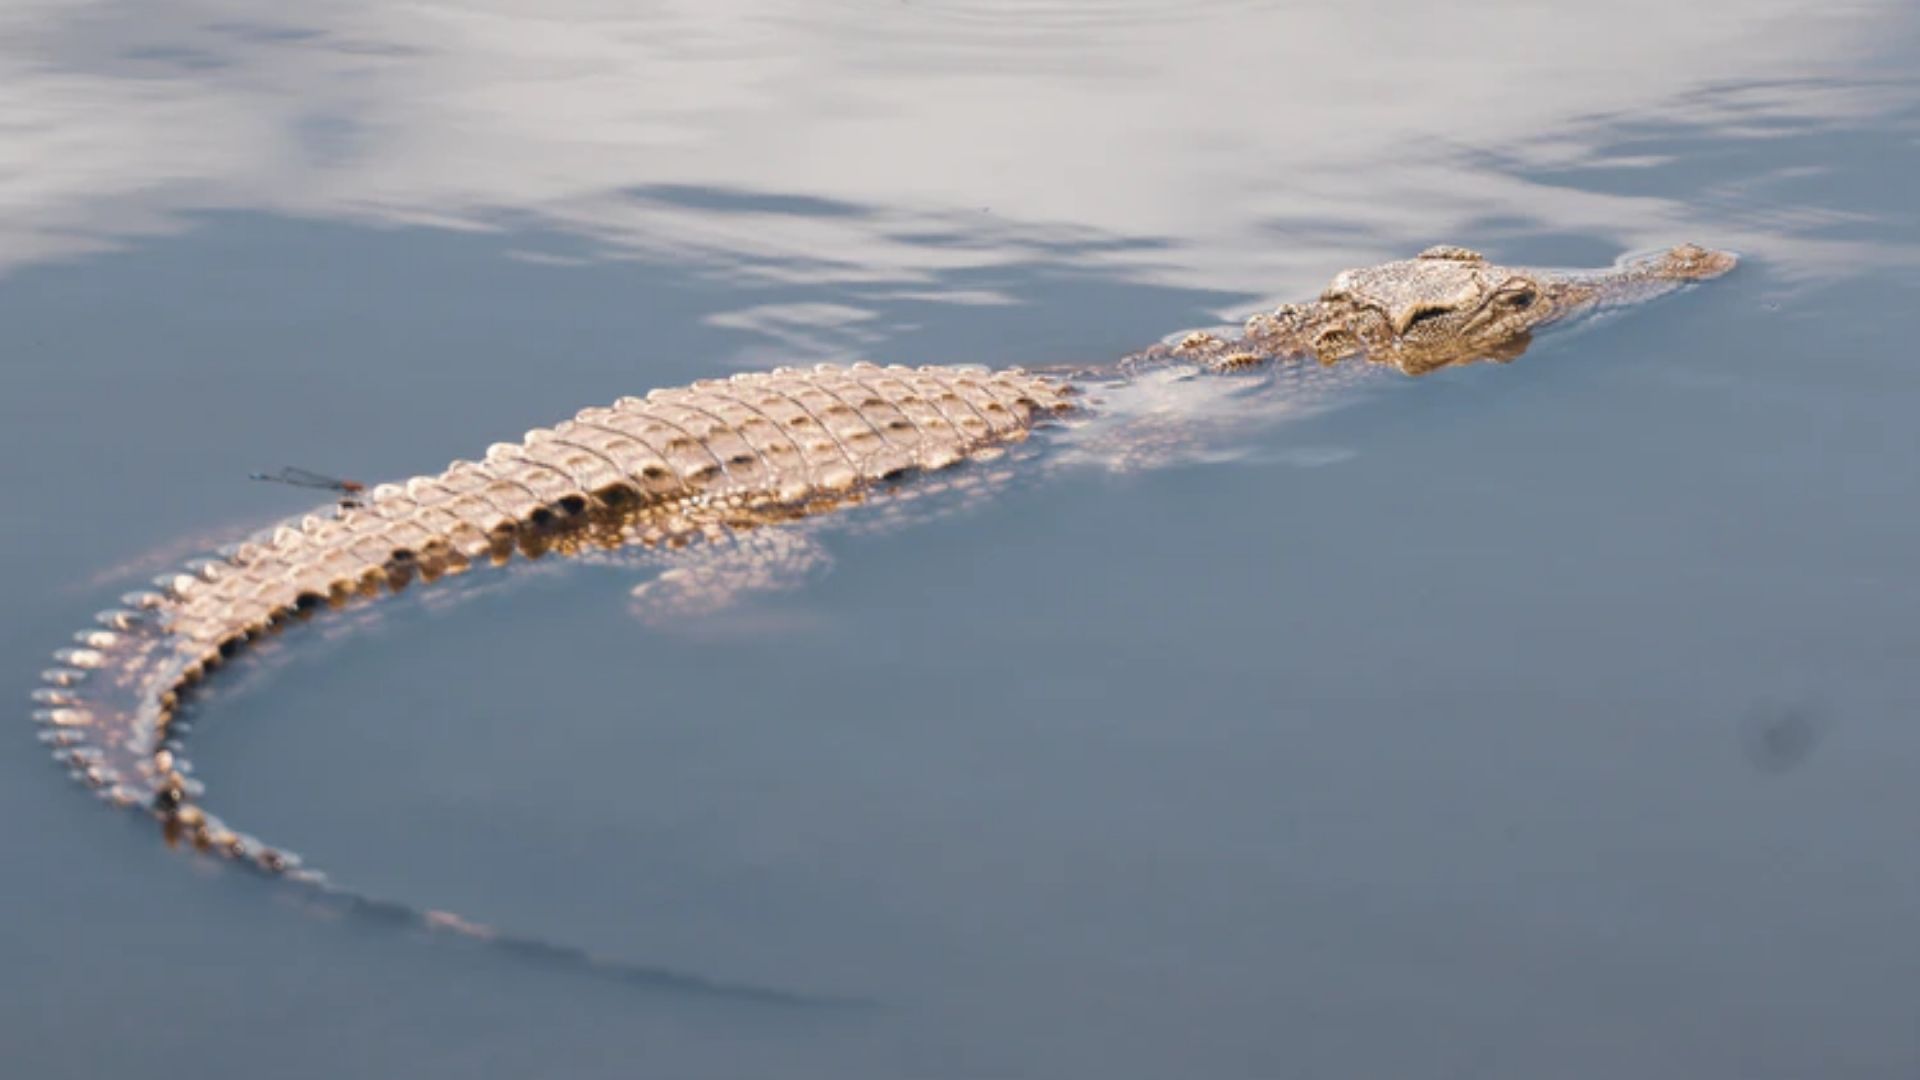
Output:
[31, 243, 1734, 987]
[43, 365, 1075, 858]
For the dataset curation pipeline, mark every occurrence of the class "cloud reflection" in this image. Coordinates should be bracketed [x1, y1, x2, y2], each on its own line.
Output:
[0, 0, 1911, 292]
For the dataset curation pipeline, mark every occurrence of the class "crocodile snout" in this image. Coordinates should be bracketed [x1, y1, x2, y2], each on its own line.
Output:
[1647, 244, 1738, 281]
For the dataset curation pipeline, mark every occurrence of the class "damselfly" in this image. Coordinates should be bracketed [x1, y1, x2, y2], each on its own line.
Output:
[250, 466, 367, 507]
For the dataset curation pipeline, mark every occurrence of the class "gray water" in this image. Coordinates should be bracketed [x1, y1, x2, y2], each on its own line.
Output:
[4, 2, 1920, 1077]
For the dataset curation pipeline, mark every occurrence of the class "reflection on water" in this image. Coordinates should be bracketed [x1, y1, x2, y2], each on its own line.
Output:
[5, 1, 1920, 1078]
[1469, 79, 1920, 279]
[1, 0, 1912, 290]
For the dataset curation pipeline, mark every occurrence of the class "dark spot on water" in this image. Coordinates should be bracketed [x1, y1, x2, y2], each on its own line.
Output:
[120, 45, 231, 71]
[621, 184, 872, 220]
[1739, 702, 1825, 774]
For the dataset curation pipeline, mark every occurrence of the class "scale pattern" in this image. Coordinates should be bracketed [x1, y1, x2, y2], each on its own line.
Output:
[37, 362, 1071, 868]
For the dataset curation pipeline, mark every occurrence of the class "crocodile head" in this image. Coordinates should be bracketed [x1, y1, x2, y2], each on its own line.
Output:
[1293, 244, 1737, 374]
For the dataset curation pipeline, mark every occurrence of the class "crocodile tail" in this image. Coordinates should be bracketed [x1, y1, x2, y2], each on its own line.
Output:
[31, 548, 838, 1006]
[35, 589, 195, 819]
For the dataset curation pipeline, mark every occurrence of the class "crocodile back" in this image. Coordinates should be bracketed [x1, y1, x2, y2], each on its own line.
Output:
[35, 362, 1072, 869]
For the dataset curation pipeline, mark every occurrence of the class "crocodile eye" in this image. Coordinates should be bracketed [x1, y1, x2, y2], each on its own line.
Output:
[1405, 306, 1449, 328]
[1499, 288, 1537, 310]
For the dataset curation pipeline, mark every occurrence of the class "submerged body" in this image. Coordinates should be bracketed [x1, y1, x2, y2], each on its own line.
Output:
[32, 244, 1734, 974]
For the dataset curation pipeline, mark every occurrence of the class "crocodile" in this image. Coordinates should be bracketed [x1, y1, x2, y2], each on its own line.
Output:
[31, 242, 1735, 990]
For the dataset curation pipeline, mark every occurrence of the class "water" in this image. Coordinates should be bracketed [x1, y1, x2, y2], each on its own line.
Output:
[3, 2, 1918, 1076]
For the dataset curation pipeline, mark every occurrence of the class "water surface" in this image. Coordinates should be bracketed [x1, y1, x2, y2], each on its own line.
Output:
[4, 2, 1919, 1077]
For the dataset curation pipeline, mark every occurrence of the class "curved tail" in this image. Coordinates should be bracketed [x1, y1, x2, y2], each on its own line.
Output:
[33, 553, 847, 1008]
